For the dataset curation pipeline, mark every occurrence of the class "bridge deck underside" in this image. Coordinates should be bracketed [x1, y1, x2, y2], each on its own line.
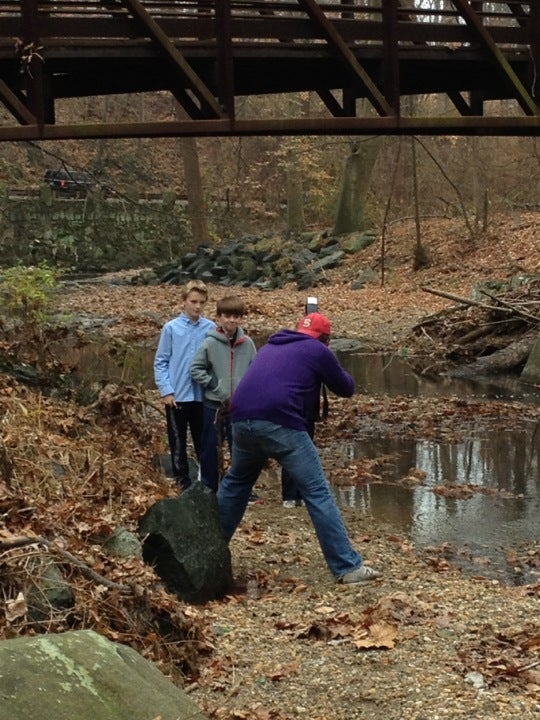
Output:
[0, 1, 538, 138]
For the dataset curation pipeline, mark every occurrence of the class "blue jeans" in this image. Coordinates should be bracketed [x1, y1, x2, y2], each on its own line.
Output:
[281, 415, 315, 502]
[217, 419, 363, 579]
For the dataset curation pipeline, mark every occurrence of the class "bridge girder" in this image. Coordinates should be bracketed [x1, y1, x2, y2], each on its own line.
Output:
[0, 0, 538, 139]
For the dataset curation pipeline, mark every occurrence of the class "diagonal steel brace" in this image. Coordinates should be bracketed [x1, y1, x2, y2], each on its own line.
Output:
[451, 0, 537, 115]
[118, 0, 225, 118]
[296, 0, 394, 117]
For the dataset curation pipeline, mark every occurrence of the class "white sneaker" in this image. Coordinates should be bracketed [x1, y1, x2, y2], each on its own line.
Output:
[282, 500, 296, 508]
[339, 566, 382, 584]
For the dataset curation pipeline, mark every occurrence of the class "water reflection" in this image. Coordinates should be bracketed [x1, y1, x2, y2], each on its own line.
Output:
[332, 426, 540, 493]
[334, 482, 540, 585]
[338, 351, 540, 403]
[329, 352, 540, 583]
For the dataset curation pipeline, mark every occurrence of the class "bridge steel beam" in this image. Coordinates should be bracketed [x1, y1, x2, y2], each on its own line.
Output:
[18, 0, 45, 125]
[531, 0, 540, 109]
[451, 0, 537, 115]
[297, 0, 393, 116]
[117, 0, 224, 118]
[0, 1, 538, 139]
[0, 116, 538, 142]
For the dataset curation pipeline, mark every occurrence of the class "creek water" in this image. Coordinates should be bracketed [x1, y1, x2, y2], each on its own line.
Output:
[335, 352, 540, 585]
[64, 340, 540, 584]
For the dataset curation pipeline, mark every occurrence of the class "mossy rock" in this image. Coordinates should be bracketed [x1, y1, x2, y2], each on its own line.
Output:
[273, 256, 293, 275]
[341, 231, 378, 254]
[237, 257, 259, 282]
[308, 233, 334, 253]
[254, 236, 281, 255]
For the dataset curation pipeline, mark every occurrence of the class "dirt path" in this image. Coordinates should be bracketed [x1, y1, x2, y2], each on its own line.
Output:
[188, 475, 540, 720]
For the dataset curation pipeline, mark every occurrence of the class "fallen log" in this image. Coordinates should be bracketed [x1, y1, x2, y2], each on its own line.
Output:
[454, 324, 496, 346]
[421, 285, 502, 311]
[477, 287, 539, 323]
[422, 285, 539, 324]
[448, 335, 535, 377]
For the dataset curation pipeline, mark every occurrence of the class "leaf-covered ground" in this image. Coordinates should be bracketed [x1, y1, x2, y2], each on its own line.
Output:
[1, 212, 540, 719]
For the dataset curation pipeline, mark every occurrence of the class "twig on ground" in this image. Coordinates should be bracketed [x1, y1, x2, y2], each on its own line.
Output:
[0, 535, 130, 592]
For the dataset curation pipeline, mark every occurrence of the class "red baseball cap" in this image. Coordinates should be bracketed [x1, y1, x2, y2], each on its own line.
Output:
[297, 312, 331, 339]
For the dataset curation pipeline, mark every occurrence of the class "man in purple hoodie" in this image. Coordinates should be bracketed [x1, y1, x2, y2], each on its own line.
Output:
[217, 312, 382, 585]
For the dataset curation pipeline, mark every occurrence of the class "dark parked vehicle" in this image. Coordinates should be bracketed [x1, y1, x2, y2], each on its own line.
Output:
[44, 168, 95, 197]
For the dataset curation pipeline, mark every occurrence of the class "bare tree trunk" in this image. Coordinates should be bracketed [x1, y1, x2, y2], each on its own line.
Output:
[174, 103, 208, 246]
[469, 136, 489, 234]
[96, 96, 110, 167]
[380, 138, 403, 287]
[284, 95, 311, 235]
[414, 137, 475, 240]
[332, 137, 381, 236]
[286, 147, 304, 234]
[411, 136, 430, 270]
[179, 137, 208, 246]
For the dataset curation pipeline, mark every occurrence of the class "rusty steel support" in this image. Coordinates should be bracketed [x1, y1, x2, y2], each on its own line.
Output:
[0, 78, 36, 125]
[215, 0, 235, 119]
[118, 0, 224, 118]
[531, 1, 540, 109]
[19, 0, 43, 126]
[451, 0, 537, 115]
[317, 88, 348, 117]
[1, 116, 538, 141]
[296, 0, 393, 116]
[0, 1, 538, 140]
[382, 0, 400, 116]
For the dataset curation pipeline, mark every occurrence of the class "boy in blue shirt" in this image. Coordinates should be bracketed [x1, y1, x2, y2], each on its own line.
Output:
[154, 279, 215, 490]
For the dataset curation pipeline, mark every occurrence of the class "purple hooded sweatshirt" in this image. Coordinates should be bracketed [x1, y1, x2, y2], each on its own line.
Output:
[230, 329, 355, 432]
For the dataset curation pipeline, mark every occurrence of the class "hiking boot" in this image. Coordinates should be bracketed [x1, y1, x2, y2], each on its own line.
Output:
[339, 565, 382, 585]
[282, 500, 296, 508]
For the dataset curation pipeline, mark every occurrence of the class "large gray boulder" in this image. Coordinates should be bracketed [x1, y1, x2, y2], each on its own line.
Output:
[138, 482, 233, 604]
[0, 630, 208, 720]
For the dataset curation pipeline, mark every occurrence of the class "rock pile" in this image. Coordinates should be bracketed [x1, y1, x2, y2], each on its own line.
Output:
[133, 230, 377, 289]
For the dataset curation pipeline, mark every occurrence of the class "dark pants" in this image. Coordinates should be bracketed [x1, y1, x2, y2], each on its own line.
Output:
[199, 403, 233, 493]
[166, 402, 203, 489]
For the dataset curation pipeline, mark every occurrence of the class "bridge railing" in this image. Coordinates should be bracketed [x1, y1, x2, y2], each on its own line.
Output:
[0, 1, 537, 137]
[0, 1, 531, 50]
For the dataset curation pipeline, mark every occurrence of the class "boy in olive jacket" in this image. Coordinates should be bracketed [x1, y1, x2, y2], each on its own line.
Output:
[191, 295, 256, 492]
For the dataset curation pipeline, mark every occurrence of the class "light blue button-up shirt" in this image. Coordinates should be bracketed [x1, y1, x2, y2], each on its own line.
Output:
[154, 313, 216, 402]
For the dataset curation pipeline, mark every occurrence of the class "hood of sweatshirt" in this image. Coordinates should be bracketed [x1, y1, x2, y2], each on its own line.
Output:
[268, 329, 317, 346]
[206, 326, 247, 346]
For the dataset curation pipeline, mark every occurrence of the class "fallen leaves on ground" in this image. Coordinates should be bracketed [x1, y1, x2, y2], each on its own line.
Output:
[1, 212, 540, 719]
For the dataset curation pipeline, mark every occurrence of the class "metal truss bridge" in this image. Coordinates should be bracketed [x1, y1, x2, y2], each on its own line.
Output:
[1, 1, 539, 140]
